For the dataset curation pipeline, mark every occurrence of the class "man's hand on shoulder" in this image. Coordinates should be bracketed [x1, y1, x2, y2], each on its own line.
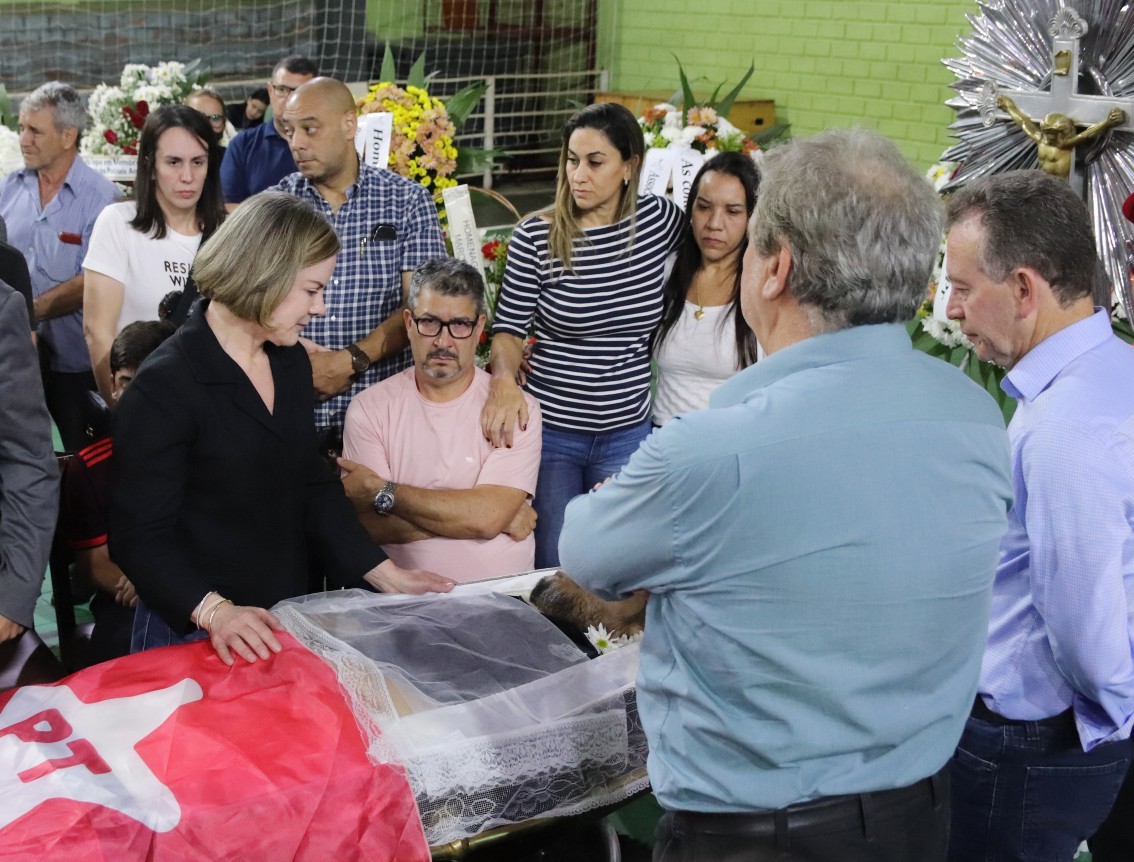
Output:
[310, 350, 355, 400]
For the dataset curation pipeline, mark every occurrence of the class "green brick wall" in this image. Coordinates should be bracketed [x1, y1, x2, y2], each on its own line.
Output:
[601, 0, 977, 169]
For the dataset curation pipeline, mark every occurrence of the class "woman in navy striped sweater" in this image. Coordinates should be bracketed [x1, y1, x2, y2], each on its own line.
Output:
[481, 103, 684, 568]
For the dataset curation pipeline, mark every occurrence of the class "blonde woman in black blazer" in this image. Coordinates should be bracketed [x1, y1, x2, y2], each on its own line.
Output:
[111, 193, 453, 666]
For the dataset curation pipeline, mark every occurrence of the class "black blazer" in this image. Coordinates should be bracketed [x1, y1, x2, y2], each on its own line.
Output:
[110, 302, 385, 632]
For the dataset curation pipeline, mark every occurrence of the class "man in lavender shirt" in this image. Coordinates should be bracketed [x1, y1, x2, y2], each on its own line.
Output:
[945, 170, 1134, 860]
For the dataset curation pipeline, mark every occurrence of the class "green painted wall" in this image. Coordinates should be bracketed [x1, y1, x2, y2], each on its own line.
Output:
[601, 0, 977, 168]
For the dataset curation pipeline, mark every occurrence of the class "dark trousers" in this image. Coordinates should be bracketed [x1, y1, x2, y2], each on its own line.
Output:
[41, 365, 97, 453]
[949, 703, 1133, 861]
[1088, 758, 1134, 862]
[653, 766, 949, 862]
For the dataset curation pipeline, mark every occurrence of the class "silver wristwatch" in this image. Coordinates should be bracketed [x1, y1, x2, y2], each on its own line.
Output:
[372, 481, 397, 516]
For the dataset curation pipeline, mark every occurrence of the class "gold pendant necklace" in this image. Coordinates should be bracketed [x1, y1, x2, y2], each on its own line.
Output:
[693, 283, 705, 320]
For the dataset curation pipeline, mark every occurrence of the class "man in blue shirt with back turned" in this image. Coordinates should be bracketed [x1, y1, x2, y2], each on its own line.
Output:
[559, 128, 1012, 862]
[945, 170, 1134, 861]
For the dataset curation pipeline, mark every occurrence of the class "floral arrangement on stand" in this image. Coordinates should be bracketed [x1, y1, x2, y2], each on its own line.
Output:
[356, 48, 499, 194]
[357, 82, 458, 192]
[637, 58, 786, 159]
[81, 61, 205, 157]
[639, 103, 757, 157]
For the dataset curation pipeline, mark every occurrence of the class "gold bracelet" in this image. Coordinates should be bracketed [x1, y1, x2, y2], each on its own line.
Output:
[192, 592, 216, 630]
[204, 598, 233, 633]
[198, 596, 228, 631]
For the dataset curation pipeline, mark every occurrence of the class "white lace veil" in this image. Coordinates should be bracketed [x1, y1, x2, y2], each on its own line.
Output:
[273, 574, 647, 846]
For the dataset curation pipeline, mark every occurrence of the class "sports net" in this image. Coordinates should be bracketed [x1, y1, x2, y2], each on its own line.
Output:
[1, 0, 601, 178]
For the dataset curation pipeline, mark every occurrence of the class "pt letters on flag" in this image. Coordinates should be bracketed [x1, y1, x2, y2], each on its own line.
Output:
[0, 635, 429, 861]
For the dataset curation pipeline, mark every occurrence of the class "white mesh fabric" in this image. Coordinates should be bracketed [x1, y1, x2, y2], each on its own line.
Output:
[274, 579, 648, 846]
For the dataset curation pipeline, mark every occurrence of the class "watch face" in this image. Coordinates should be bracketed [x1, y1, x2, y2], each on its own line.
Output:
[348, 345, 370, 374]
[374, 490, 395, 514]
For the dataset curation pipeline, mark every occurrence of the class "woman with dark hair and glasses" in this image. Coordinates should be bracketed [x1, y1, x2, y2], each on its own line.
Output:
[83, 104, 226, 401]
[651, 152, 760, 425]
[480, 102, 685, 568]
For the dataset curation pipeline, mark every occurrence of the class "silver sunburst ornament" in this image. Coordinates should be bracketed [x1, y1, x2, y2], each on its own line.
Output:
[941, 1, 1134, 315]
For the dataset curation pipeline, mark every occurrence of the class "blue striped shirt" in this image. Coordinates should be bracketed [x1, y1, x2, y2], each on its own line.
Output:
[0, 158, 119, 371]
[980, 309, 1134, 749]
[275, 164, 447, 431]
[493, 194, 684, 432]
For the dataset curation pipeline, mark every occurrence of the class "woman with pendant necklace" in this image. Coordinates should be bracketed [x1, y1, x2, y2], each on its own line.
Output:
[650, 152, 760, 426]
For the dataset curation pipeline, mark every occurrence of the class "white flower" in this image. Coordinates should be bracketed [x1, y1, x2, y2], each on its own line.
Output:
[653, 102, 677, 114]
[926, 161, 957, 192]
[921, 316, 972, 349]
[584, 623, 642, 655]
[662, 110, 683, 130]
[716, 116, 740, 138]
[0, 126, 24, 178]
[679, 125, 705, 146]
[584, 623, 614, 653]
[660, 125, 682, 144]
[642, 131, 656, 147]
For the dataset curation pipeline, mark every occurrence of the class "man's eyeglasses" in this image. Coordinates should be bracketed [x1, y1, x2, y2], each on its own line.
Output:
[270, 83, 298, 97]
[410, 316, 477, 339]
[203, 114, 224, 122]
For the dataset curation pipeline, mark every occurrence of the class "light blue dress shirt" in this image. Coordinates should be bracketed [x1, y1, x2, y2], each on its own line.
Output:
[0, 157, 118, 372]
[561, 323, 1012, 812]
[979, 309, 1134, 750]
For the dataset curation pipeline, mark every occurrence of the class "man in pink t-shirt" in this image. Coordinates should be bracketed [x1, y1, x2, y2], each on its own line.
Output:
[339, 258, 541, 583]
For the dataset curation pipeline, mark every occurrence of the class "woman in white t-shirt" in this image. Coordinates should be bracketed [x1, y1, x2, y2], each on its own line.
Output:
[83, 105, 226, 401]
[651, 152, 760, 425]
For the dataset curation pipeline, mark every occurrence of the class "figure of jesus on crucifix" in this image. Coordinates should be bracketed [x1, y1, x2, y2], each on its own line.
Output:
[978, 7, 1134, 191]
[996, 95, 1126, 180]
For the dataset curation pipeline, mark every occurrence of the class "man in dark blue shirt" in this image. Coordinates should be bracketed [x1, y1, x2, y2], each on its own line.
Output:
[220, 56, 316, 204]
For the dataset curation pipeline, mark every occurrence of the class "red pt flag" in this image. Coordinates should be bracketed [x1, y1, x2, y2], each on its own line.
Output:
[0, 635, 429, 861]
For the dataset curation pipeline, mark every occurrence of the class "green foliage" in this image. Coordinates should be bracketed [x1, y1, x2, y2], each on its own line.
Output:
[0, 84, 16, 131]
[669, 55, 755, 120]
[445, 81, 487, 130]
[753, 123, 792, 147]
[379, 46, 397, 85]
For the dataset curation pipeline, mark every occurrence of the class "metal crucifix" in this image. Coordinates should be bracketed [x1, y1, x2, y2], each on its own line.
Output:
[978, 7, 1133, 193]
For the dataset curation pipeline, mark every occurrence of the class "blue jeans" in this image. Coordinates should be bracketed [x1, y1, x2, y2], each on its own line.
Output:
[948, 713, 1134, 861]
[534, 417, 653, 569]
[131, 600, 209, 653]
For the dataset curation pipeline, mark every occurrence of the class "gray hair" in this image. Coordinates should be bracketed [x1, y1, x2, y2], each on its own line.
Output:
[750, 127, 942, 332]
[945, 169, 1096, 306]
[408, 258, 486, 316]
[21, 82, 88, 132]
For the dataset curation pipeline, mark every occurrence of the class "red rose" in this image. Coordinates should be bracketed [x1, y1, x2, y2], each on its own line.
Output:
[104, 129, 119, 144]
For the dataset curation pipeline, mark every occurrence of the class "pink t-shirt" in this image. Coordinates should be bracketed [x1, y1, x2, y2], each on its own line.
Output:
[343, 367, 541, 582]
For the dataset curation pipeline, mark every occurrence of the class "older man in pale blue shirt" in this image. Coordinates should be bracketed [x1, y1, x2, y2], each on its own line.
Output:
[561, 129, 1012, 862]
[945, 170, 1134, 861]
